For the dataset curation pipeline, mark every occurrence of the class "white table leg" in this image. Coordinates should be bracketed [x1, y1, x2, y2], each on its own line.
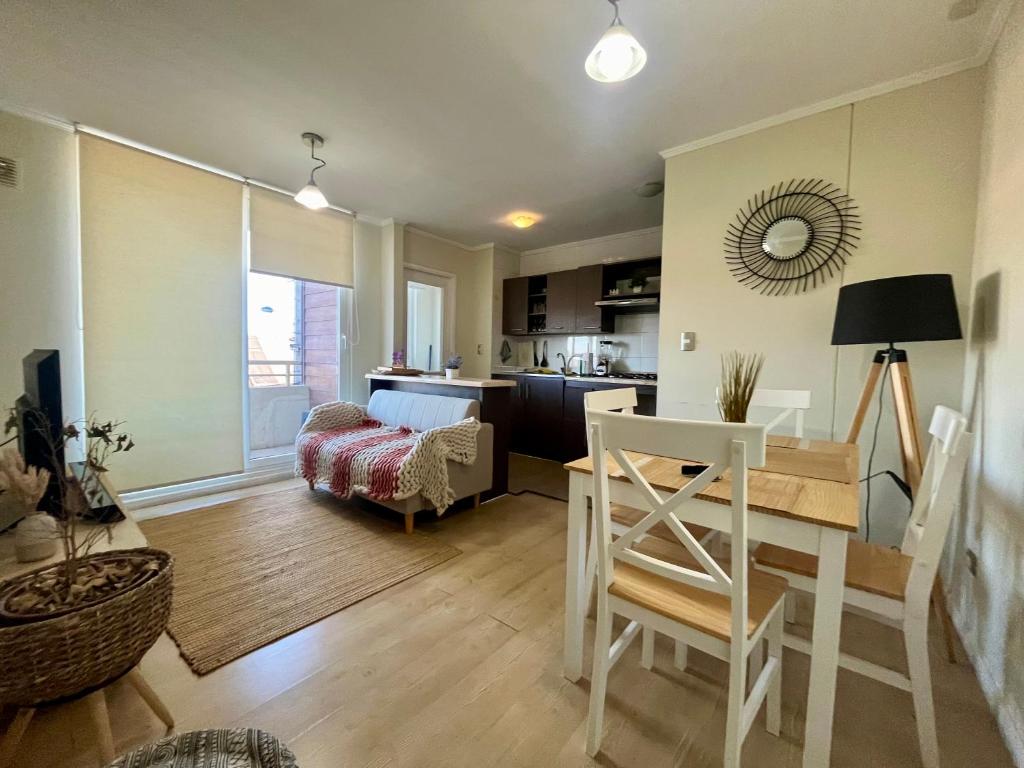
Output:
[564, 471, 589, 681]
[802, 527, 848, 768]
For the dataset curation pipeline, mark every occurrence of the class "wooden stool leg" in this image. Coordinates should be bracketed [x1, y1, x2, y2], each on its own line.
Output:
[0, 708, 34, 768]
[404, 514, 414, 535]
[126, 668, 175, 729]
[84, 690, 115, 765]
[932, 576, 958, 663]
[307, 478, 315, 490]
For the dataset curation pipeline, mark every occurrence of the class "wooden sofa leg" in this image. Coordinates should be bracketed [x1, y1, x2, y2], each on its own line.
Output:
[405, 514, 414, 534]
[472, 493, 481, 509]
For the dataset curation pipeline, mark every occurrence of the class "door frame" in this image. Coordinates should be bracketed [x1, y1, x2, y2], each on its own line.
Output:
[405, 263, 456, 371]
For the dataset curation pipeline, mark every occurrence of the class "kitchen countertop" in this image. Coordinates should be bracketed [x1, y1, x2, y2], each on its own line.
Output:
[491, 371, 657, 387]
[366, 373, 516, 388]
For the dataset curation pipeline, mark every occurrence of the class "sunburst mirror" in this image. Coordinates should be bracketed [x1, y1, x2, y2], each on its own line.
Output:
[723, 179, 860, 296]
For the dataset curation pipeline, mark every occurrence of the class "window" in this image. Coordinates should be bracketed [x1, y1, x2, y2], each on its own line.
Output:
[247, 272, 350, 460]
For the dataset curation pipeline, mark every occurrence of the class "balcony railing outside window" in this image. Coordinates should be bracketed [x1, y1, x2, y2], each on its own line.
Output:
[247, 359, 304, 388]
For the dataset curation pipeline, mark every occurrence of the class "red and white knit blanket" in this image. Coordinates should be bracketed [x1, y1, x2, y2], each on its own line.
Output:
[295, 401, 480, 513]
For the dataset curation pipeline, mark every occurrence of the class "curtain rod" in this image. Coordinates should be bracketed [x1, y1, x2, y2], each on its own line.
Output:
[75, 123, 357, 217]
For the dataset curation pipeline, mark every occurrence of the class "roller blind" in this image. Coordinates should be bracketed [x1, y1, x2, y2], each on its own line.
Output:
[79, 135, 244, 491]
[249, 186, 354, 287]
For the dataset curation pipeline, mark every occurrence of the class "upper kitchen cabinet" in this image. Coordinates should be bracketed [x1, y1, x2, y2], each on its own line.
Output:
[574, 264, 613, 333]
[544, 269, 577, 334]
[501, 276, 529, 335]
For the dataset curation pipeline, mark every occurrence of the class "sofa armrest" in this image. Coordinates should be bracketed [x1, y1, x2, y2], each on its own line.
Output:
[446, 422, 494, 500]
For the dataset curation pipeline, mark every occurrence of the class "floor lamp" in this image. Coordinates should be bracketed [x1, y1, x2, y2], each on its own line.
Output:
[831, 273, 963, 662]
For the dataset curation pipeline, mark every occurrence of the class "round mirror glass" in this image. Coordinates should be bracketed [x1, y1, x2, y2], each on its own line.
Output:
[761, 217, 811, 260]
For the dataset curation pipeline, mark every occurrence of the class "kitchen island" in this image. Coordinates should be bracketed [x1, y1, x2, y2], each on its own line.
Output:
[366, 374, 515, 498]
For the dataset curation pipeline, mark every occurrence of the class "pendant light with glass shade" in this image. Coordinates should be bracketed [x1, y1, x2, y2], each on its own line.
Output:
[294, 132, 329, 210]
[585, 0, 647, 83]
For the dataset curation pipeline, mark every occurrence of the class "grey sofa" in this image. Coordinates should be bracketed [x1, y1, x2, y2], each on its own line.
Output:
[317, 389, 493, 533]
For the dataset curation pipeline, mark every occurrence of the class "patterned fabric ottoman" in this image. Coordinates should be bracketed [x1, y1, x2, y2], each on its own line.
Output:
[107, 729, 297, 768]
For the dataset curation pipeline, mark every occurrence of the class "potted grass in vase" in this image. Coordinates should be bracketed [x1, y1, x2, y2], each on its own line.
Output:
[717, 351, 764, 423]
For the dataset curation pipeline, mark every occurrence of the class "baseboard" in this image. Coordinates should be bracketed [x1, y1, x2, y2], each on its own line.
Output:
[123, 461, 296, 518]
[950, 602, 1024, 767]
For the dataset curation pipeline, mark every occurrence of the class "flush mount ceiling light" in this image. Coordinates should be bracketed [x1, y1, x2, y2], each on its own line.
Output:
[294, 131, 329, 210]
[511, 214, 537, 229]
[585, 0, 647, 83]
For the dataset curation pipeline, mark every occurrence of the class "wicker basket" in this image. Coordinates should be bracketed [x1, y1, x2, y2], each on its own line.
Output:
[0, 547, 173, 707]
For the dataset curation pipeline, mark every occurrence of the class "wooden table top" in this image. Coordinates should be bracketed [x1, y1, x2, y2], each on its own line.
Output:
[564, 435, 860, 532]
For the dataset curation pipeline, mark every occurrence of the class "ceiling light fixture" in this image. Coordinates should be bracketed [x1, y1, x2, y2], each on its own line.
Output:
[512, 214, 536, 229]
[585, 0, 647, 83]
[294, 132, 329, 210]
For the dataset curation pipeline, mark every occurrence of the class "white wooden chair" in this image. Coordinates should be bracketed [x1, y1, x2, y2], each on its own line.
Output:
[585, 409, 787, 766]
[582, 389, 716, 670]
[753, 405, 971, 768]
[715, 387, 812, 437]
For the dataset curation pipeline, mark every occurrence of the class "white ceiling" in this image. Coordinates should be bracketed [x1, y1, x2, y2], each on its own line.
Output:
[0, 0, 1002, 249]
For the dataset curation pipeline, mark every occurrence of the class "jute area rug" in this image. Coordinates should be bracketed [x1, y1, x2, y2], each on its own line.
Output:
[140, 487, 461, 675]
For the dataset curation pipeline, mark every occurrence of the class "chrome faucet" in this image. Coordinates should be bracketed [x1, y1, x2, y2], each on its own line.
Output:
[557, 353, 568, 374]
[563, 354, 588, 376]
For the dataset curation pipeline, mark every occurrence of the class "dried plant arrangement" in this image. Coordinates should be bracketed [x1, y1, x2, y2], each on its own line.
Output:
[0, 410, 151, 619]
[718, 351, 765, 424]
[0, 448, 50, 516]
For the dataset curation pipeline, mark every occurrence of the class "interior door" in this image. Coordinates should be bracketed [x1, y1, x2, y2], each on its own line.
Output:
[405, 268, 453, 371]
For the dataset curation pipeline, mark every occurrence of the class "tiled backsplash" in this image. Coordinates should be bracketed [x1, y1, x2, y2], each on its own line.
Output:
[509, 313, 659, 373]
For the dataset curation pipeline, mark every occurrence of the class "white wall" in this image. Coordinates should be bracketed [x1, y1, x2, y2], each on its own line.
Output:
[403, 228, 492, 378]
[0, 112, 84, 426]
[519, 227, 661, 276]
[490, 244, 520, 367]
[948, 4, 1024, 761]
[658, 69, 982, 546]
[350, 218, 383, 404]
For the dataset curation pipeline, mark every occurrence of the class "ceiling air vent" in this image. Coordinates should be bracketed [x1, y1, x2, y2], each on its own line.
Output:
[0, 157, 20, 189]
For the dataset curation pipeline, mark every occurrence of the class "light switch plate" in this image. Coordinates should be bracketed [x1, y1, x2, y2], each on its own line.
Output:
[680, 332, 696, 351]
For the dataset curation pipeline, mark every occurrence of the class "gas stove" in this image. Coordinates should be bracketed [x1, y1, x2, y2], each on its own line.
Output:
[611, 372, 658, 381]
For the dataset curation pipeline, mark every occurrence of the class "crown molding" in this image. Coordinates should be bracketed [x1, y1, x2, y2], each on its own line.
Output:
[658, 1, 1016, 162]
[355, 212, 388, 226]
[0, 99, 74, 132]
[404, 225, 492, 253]
[522, 225, 663, 257]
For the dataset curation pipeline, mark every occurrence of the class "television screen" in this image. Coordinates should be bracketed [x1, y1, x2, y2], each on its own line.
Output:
[17, 349, 64, 514]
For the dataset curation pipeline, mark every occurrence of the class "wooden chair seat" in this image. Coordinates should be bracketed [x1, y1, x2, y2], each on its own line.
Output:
[609, 503, 713, 544]
[753, 539, 912, 601]
[609, 562, 788, 643]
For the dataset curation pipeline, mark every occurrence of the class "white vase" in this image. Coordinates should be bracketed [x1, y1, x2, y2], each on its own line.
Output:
[445, 368, 460, 379]
[15, 512, 59, 563]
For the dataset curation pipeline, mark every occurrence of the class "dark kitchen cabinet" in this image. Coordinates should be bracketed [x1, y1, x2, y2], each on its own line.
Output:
[521, 376, 564, 459]
[502, 276, 529, 336]
[574, 264, 613, 333]
[544, 270, 577, 335]
[562, 380, 657, 461]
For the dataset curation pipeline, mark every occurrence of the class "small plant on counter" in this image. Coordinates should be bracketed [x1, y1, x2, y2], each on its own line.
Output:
[717, 351, 764, 423]
[444, 355, 464, 370]
[629, 276, 648, 293]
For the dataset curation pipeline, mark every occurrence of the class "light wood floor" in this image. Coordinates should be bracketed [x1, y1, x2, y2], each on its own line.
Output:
[4, 487, 1012, 767]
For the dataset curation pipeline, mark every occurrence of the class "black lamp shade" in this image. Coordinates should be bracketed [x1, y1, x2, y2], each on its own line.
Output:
[831, 274, 962, 346]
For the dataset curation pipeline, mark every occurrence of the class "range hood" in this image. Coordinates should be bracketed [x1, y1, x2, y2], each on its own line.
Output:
[594, 296, 659, 307]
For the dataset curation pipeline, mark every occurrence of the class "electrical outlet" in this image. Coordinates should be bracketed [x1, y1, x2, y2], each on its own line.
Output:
[477, 344, 483, 355]
[966, 548, 978, 577]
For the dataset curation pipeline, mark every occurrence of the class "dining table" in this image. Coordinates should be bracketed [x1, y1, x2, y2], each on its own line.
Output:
[563, 434, 860, 768]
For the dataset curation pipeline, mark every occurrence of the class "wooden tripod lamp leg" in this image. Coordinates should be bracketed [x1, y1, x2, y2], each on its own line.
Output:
[846, 354, 886, 443]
